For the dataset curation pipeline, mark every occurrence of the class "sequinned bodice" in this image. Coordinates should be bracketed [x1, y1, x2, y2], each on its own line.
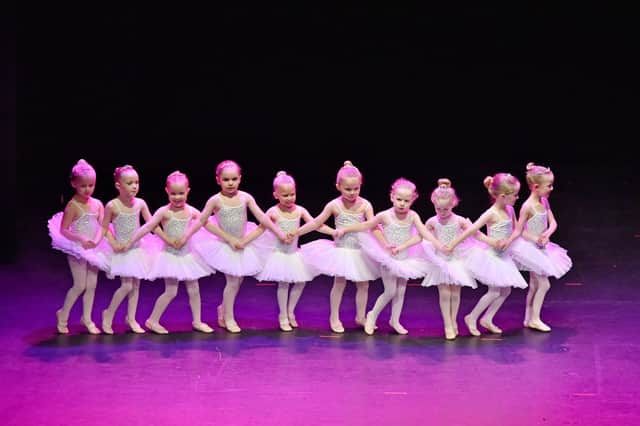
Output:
[164, 211, 190, 255]
[69, 200, 99, 239]
[488, 219, 512, 239]
[526, 210, 548, 236]
[382, 217, 412, 259]
[275, 213, 300, 254]
[335, 208, 366, 249]
[113, 210, 141, 244]
[434, 221, 460, 245]
[216, 200, 247, 238]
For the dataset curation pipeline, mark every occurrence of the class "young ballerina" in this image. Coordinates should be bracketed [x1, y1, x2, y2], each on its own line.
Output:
[297, 160, 381, 333]
[122, 171, 215, 334]
[179, 160, 288, 333]
[509, 162, 572, 332]
[446, 172, 528, 336]
[48, 159, 109, 334]
[249, 171, 335, 331]
[98, 165, 158, 334]
[421, 178, 479, 340]
[334, 178, 447, 335]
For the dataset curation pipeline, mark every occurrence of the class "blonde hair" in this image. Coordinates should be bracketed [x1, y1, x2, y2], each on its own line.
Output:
[484, 173, 520, 200]
[336, 160, 363, 185]
[216, 160, 241, 177]
[69, 159, 96, 181]
[273, 170, 296, 191]
[113, 164, 137, 182]
[390, 177, 418, 201]
[525, 162, 553, 188]
[166, 170, 189, 188]
[430, 178, 459, 207]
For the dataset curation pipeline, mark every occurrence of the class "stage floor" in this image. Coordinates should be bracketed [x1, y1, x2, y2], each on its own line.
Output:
[1, 229, 639, 426]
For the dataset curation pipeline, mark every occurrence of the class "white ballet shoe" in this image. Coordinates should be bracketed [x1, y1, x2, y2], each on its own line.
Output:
[223, 319, 242, 333]
[389, 321, 408, 335]
[126, 316, 145, 334]
[279, 316, 293, 332]
[192, 321, 214, 333]
[479, 318, 503, 334]
[81, 317, 101, 335]
[288, 314, 299, 328]
[56, 309, 69, 334]
[101, 310, 114, 335]
[526, 319, 551, 332]
[444, 327, 456, 340]
[363, 312, 376, 335]
[464, 315, 481, 336]
[145, 319, 169, 335]
[330, 320, 344, 334]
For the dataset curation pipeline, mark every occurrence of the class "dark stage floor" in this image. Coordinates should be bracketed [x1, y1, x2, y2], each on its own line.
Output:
[1, 209, 639, 426]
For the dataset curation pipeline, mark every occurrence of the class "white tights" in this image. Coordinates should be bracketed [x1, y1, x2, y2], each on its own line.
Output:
[148, 278, 204, 324]
[329, 277, 369, 325]
[58, 255, 99, 324]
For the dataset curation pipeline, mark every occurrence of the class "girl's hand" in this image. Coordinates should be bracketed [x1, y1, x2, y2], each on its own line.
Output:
[81, 238, 96, 250]
[495, 239, 509, 251]
[389, 245, 400, 256]
[174, 237, 187, 250]
[441, 244, 453, 255]
[333, 229, 345, 239]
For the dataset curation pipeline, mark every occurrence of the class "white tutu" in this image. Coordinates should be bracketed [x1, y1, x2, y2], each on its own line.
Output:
[300, 237, 380, 282]
[147, 231, 214, 281]
[47, 212, 111, 272]
[420, 239, 478, 288]
[358, 232, 436, 280]
[252, 230, 319, 283]
[464, 241, 528, 288]
[510, 238, 572, 279]
[191, 222, 264, 277]
[108, 235, 160, 280]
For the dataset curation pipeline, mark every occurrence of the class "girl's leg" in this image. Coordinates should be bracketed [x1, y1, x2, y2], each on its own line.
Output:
[464, 286, 502, 336]
[480, 287, 512, 333]
[145, 278, 179, 334]
[277, 282, 293, 331]
[287, 282, 306, 328]
[101, 277, 134, 334]
[438, 284, 455, 339]
[354, 281, 370, 326]
[364, 268, 398, 335]
[56, 255, 89, 333]
[220, 274, 244, 333]
[80, 264, 100, 334]
[185, 280, 213, 333]
[450, 285, 462, 336]
[389, 278, 408, 335]
[125, 279, 144, 333]
[528, 273, 552, 332]
[329, 277, 347, 333]
[524, 273, 538, 326]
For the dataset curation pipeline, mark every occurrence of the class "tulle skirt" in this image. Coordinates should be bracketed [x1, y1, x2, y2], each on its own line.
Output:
[253, 231, 319, 283]
[357, 232, 436, 280]
[300, 236, 380, 282]
[108, 235, 160, 280]
[47, 212, 111, 272]
[420, 240, 478, 288]
[191, 222, 264, 277]
[464, 242, 528, 288]
[147, 232, 214, 281]
[510, 238, 572, 279]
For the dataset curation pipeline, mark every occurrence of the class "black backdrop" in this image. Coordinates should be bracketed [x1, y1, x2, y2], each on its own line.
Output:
[10, 5, 638, 263]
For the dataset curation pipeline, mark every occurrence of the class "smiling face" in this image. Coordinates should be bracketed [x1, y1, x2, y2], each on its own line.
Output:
[116, 170, 139, 200]
[216, 166, 242, 197]
[166, 180, 190, 209]
[534, 174, 554, 199]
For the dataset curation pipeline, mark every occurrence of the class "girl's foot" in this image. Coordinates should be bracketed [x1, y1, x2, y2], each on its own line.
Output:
[145, 319, 169, 335]
[389, 321, 408, 335]
[453, 324, 459, 336]
[80, 318, 101, 335]
[126, 316, 146, 334]
[464, 315, 481, 336]
[56, 309, 69, 334]
[279, 316, 293, 332]
[101, 310, 114, 335]
[444, 327, 456, 340]
[330, 320, 344, 334]
[224, 319, 242, 333]
[216, 305, 226, 328]
[479, 318, 503, 334]
[364, 312, 376, 335]
[192, 321, 214, 333]
[526, 319, 551, 332]
[288, 314, 299, 328]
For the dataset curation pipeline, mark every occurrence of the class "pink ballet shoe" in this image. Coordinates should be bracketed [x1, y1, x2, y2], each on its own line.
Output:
[389, 321, 408, 335]
[464, 315, 481, 336]
[126, 316, 145, 334]
[444, 327, 456, 340]
[526, 319, 551, 332]
[223, 319, 242, 333]
[56, 309, 69, 334]
[101, 310, 114, 335]
[145, 319, 169, 335]
[192, 321, 214, 333]
[479, 318, 503, 334]
[279, 316, 293, 332]
[81, 317, 101, 335]
[330, 320, 344, 334]
[288, 314, 299, 328]
[363, 312, 376, 335]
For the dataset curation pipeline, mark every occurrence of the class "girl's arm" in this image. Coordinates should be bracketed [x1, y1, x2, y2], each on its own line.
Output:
[541, 198, 557, 243]
[97, 201, 120, 250]
[498, 205, 523, 250]
[515, 202, 537, 243]
[180, 195, 217, 246]
[141, 199, 168, 242]
[59, 201, 93, 248]
[245, 193, 287, 241]
[124, 206, 167, 251]
[448, 209, 494, 250]
[412, 213, 446, 252]
[300, 207, 335, 236]
[296, 201, 337, 237]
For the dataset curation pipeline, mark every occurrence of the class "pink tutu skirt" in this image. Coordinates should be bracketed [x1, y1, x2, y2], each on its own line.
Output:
[358, 232, 436, 280]
[510, 238, 572, 279]
[464, 241, 528, 288]
[147, 232, 214, 281]
[191, 222, 264, 277]
[108, 235, 161, 280]
[420, 239, 478, 288]
[252, 231, 320, 283]
[47, 212, 111, 272]
[300, 236, 380, 282]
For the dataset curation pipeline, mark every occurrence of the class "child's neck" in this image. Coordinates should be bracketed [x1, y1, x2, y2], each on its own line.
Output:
[118, 194, 135, 207]
[220, 189, 238, 198]
[169, 203, 187, 212]
[277, 203, 296, 213]
[341, 196, 359, 209]
[73, 194, 91, 204]
[392, 208, 409, 221]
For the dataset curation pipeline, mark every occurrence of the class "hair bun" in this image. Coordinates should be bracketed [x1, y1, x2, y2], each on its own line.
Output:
[437, 178, 451, 188]
[276, 170, 287, 177]
[343, 160, 353, 167]
[526, 162, 536, 170]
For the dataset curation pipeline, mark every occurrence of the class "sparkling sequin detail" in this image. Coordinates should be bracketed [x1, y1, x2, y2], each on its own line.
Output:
[112, 200, 141, 245]
[382, 216, 412, 260]
[488, 218, 512, 256]
[216, 199, 247, 238]
[275, 213, 299, 254]
[164, 211, 191, 255]
[335, 206, 366, 249]
[526, 210, 548, 236]
[70, 201, 100, 239]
